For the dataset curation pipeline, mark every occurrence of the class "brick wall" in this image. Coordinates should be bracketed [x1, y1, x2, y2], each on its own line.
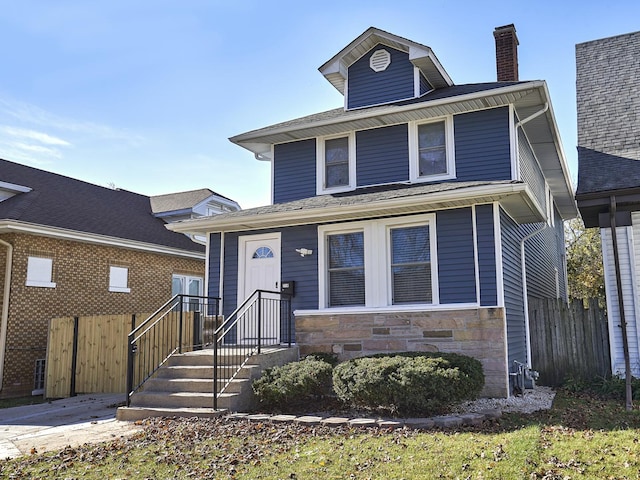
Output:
[295, 307, 508, 398]
[0, 233, 203, 397]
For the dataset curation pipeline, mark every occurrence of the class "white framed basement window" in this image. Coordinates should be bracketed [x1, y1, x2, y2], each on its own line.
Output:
[409, 116, 455, 183]
[318, 214, 439, 309]
[316, 132, 356, 194]
[109, 266, 130, 293]
[26, 256, 56, 288]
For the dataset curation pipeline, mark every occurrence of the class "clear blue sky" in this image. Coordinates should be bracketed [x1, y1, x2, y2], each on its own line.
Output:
[0, 1, 638, 208]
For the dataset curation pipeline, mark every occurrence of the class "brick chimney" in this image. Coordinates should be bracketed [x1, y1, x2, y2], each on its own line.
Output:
[494, 24, 519, 81]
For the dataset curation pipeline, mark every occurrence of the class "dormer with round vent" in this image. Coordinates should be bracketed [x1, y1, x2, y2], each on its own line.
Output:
[369, 49, 391, 72]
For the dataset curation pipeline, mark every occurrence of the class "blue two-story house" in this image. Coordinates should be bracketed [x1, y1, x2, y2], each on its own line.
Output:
[171, 26, 577, 397]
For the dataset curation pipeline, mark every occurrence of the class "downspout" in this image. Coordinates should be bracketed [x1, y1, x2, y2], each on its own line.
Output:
[609, 195, 633, 410]
[520, 225, 547, 368]
[0, 238, 13, 393]
[515, 103, 549, 129]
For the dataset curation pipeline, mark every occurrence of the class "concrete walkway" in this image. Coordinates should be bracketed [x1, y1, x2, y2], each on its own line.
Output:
[0, 394, 142, 459]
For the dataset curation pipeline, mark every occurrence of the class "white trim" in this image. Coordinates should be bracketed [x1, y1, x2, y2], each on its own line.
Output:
[218, 232, 225, 312]
[494, 203, 505, 308]
[472, 205, 481, 305]
[0, 221, 204, 260]
[316, 132, 357, 194]
[413, 66, 420, 97]
[0, 181, 31, 193]
[627, 227, 640, 366]
[295, 302, 482, 317]
[408, 116, 456, 183]
[318, 214, 439, 309]
[270, 144, 275, 205]
[237, 232, 281, 304]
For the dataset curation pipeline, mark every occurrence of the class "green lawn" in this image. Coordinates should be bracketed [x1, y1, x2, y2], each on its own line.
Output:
[3, 390, 640, 479]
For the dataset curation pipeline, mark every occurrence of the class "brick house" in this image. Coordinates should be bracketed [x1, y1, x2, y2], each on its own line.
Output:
[0, 159, 238, 397]
[575, 31, 640, 377]
[171, 26, 577, 398]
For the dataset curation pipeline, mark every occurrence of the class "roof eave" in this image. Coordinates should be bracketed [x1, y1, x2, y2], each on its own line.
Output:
[0, 220, 205, 259]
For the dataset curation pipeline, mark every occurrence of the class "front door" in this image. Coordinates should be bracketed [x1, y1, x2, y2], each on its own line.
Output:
[238, 234, 281, 344]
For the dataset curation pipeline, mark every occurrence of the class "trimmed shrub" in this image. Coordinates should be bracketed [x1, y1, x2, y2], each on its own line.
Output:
[252, 357, 334, 409]
[332, 352, 484, 415]
[302, 352, 340, 367]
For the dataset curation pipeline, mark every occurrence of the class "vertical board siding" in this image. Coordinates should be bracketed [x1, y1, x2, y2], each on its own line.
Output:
[348, 45, 415, 109]
[436, 208, 477, 303]
[518, 128, 547, 211]
[273, 139, 317, 203]
[602, 226, 640, 376]
[500, 209, 527, 366]
[45, 317, 75, 398]
[475, 204, 498, 306]
[356, 124, 409, 186]
[208, 233, 221, 298]
[454, 107, 512, 181]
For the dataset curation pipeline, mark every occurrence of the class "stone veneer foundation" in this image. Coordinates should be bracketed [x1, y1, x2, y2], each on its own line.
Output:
[295, 307, 508, 398]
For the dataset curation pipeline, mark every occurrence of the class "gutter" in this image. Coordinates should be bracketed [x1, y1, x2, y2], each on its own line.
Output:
[0, 238, 13, 393]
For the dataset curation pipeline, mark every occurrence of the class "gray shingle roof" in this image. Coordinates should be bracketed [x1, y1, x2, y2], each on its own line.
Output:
[150, 189, 214, 214]
[576, 147, 640, 195]
[0, 159, 204, 253]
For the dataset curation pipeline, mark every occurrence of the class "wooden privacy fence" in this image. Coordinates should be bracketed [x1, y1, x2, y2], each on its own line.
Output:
[529, 297, 610, 386]
[45, 312, 197, 398]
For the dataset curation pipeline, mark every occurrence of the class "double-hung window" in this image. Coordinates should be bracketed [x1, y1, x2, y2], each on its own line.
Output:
[317, 133, 356, 194]
[409, 117, 455, 182]
[319, 214, 438, 309]
[327, 231, 365, 307]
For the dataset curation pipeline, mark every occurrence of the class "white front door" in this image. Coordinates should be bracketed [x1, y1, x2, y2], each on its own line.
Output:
[238, 234, 281, 344]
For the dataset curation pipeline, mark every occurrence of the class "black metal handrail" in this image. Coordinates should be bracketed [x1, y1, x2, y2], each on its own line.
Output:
[213, 289, 292, 410]
[125, 294, 221, 406]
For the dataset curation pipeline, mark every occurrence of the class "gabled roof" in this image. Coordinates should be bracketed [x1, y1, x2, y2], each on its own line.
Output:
[318, 27, 453, 94]
[0, 159, 204, 255]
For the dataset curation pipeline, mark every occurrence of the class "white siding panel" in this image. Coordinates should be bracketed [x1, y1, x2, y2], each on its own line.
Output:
[602, 226, 640, 376]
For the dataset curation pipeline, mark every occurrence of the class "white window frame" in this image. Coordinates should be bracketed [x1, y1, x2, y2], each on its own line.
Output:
[316, 132, 356, 195]
[408, 116, 456, 183]
[26, 256, 56, 288]
[318, 214, 439, 309]
[109, 265, 130, 293]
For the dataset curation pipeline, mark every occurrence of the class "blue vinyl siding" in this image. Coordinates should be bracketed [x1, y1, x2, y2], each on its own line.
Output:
[208, 233, 222, 299]
[454, 107, 512, 181]
[274, 139, 317, 203]
[518, 127, 546, 212]
[420, 73, 431, 95]
[436, 208, 477, 303]
[348, 46, 415, 109]
[475, 204, 498, 306]
[222, 232, 239, 318]
[356, 124, 409, 186]
[500, 209, 527, 366]
[281, 225, 319, 337]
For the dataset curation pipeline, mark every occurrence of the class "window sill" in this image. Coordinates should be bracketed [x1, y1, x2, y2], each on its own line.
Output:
[25, 281, 56, 288]
[295, 303, 481, 316]
[410, 172, 456, 184]
[109, 287, 131, 293]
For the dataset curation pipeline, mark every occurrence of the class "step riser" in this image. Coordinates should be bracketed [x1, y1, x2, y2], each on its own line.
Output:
[156, 366, 257, 380]
[131, 393, 235, 409]
[143, 379, 247, 394]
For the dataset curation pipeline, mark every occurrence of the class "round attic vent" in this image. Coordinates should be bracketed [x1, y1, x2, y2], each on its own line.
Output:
[369, 49, 391, 72]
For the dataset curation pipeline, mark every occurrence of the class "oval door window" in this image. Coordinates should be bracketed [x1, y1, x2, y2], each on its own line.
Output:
[252, 246, 274, 259]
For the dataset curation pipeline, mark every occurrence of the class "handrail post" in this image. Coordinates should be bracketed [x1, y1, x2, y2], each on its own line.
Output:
[213, 327, 218, 410]
[178, 295, 184, 354]
[287, 296, 292, 347]
[126, 332, 135, 407]
[257, 291, 262, 354]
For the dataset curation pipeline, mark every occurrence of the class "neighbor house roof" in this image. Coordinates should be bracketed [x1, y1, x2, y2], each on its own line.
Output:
[150, 188, 216, 214]
[0, 159, 204, 256]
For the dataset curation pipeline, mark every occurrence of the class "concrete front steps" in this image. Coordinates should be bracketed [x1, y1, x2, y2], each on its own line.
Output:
[117, 346, 298, 421]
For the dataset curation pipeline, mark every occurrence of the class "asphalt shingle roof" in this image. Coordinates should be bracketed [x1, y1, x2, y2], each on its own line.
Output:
[576, 147, 640, 195]
[0, 159, 204, 253]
